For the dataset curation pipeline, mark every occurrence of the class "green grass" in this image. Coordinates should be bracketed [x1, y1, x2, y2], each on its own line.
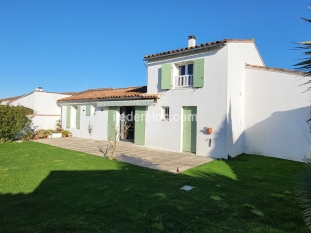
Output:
[0, 142, 308, 233]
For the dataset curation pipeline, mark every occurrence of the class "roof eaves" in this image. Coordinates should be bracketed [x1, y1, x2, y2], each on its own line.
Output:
[144, 41, 226, 60]
[245, 64, 306, 75]
[7, 92, 34, 104]
[144, 38, 255, 60]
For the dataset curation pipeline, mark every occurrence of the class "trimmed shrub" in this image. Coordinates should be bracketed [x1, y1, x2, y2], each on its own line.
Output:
[0, 104, 32, 142]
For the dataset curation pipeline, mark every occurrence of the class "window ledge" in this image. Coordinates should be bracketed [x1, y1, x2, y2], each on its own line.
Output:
[172, 87, 194, 90]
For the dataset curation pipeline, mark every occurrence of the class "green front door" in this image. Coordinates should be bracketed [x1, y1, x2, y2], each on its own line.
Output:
[134, 106, 146, 145]
[183, 106, 197, 153]
[107, 107, 117, 140]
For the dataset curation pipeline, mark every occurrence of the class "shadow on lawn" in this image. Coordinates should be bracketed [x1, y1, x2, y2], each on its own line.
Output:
[0, 155, 308, 233]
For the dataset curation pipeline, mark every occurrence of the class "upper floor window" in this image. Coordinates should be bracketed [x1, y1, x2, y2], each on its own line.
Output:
[175, 63, 194, 88]
[160, 58, 204, 90]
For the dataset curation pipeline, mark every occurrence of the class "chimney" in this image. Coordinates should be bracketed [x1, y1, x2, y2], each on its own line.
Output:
[35, 87, 43, 92]
[188, 35, 196, 48]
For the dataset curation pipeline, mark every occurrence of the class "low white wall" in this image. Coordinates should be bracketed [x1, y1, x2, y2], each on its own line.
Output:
[244, 67, 310, 161]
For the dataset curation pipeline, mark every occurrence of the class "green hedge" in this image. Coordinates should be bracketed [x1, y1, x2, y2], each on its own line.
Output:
[0, 104, 32, 142]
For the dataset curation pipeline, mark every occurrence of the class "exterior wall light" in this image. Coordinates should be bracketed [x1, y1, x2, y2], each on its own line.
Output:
[205, 127, 213, 135]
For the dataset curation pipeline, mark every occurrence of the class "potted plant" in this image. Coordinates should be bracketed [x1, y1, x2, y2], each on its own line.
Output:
[62, 130, 69, 137]
[37, 129, 45, 139]
[45, 129, 53, 138]
[67, 131, 72, 137]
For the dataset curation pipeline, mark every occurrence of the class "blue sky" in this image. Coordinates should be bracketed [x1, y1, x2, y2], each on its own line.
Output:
[1, 0, 311, 98]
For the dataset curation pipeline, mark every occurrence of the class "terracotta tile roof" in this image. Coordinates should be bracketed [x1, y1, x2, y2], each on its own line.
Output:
[245, 64, 305, 75]
[144, 38, 255, 59]
[58, 86, 159, 102]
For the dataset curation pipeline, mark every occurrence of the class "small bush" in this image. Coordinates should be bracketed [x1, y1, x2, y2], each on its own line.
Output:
[21, 130, 34, 142]
[61, 130, 69, 135]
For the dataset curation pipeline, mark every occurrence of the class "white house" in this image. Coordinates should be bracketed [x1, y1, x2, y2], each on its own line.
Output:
[1, 87, 73, 130]
[58, 36, 310, 162]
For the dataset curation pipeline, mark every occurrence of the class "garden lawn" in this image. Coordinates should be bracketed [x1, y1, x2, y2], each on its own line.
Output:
[0, 142, 308, 233]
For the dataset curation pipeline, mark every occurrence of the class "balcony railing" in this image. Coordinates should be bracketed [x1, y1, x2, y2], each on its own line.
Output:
[175, 75, 193, 88]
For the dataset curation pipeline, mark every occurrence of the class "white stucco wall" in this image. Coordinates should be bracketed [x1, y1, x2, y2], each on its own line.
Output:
[10, 91, 71, 130]
[244, 67, 310, 161]
[226, 42, 265, 157]
[10, 93, 35, 110]
[145, 42, 266, 159]
[145, 46, 229, 158]
[33, 92, 68, 115]
[61, 104, 108, 140]
[31, 116, 61, 131]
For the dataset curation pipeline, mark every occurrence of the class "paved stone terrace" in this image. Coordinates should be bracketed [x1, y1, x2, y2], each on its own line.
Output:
[37, 137, 213, 173]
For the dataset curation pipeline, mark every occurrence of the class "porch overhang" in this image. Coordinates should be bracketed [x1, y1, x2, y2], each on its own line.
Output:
[97, 99, 154, 107]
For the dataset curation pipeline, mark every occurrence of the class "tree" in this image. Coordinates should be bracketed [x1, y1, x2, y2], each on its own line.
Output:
[0, 104, 32, 142]
[294, 7, 311, 90]
[295, 6, 311, 231]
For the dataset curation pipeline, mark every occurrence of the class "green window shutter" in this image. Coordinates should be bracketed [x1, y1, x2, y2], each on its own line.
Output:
[107, 107, 117, 140]
[193, 58, 204, 88]
[76, 106, 81, 129]
[161, 63, 172, 90]
[86, 105, 91, 116]
[66, 106, 71, 128]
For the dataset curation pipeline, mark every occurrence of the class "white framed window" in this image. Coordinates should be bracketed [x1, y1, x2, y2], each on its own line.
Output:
[162, 107, 169, 121]
[175, 62, 194, 88]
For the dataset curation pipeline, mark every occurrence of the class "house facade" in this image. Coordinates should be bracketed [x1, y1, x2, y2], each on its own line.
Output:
[1, 87, 72, 130]
[58, 36, 310, 161]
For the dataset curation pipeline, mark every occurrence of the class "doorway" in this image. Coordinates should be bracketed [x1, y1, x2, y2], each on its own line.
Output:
[182, 106, 197, 153]
[120, 106, 135, 142]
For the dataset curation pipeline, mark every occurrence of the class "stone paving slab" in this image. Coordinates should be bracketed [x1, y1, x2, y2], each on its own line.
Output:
[37, 137, 213, 173]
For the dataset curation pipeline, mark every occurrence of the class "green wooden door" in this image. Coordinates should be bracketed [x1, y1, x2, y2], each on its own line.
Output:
[183, 107, 197, 153]
[134, 106, 146, 145]
[107, 107, 117, 140]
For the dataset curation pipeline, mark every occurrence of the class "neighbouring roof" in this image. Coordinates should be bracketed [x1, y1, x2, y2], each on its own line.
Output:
[245, 64, 306, 75]
[0, 94, 28, 103]
[144, 38, 255, 59]
[58, 86, 160, 102]
[0, 91, 74, 104]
